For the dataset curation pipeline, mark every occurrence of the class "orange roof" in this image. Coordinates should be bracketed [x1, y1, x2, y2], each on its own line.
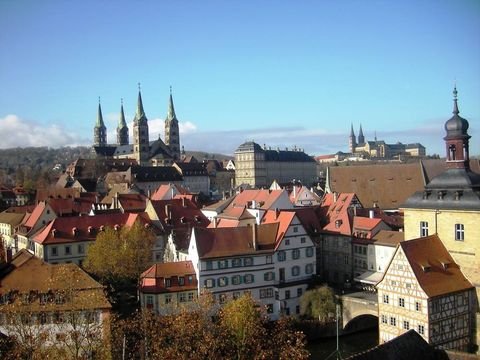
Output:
[149, 199, 210, 231]
[229, 189, 286, 210]
[24, 202, 47, 228]
[321, 193, 360, 236]
[194, 223, 278, 259]
[151, 183, 189, 200]
[261, 209, 295, 247]
[219, 206, 255, 220]
[372, 230, 404, 247]
[399, 235, 473, 298]
[353, 216, 382, 231]
[208, 218, 240, 228]
[142, 261, 195, 278]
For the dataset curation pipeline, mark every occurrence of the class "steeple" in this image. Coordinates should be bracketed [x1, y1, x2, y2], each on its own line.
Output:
[444, 86, 470, 170]
[349, 123, 357, 153]
[135, 83, 146, 123]
[117, 98, 129, 146]
[358, 124, 365, 144]
[133, 84, 150, 165]
[164, 86, 181, 160]
[93, 97, 107, 147]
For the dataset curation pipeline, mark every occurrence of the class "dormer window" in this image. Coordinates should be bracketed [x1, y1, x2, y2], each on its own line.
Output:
[437, 191, 445, 200]
[335, 220, 342, 228]
[72, 227, 78, 236]
[420, 263, 431, 272]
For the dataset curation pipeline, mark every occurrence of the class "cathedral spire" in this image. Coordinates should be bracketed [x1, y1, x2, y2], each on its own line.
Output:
[117, 98, 129, 146]
[358, 124, 365, 144]
[167, 86, 177, 121]
[350, 123, 355, 137]
[96, 97, 105, 128]
[135, 83, 146, 120]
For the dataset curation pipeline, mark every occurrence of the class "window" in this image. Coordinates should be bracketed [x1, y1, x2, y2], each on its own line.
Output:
[291, 266, 300, 276]
[206, 261, 213, 270]
[243, 257, 253, 266]
[218, 277, 228, 287]
[381, 315, 387, 324]
[297, 288, 303, 297]
[344, 255, 349, 265]
[51, 247, 58, 257]
[165, 279, 171, 287]
[292, 249, 300, 259]
[266, 304, 273, 313]
[78, 244, 84, 254]
[285, 290, 290, 299]
[403, 321, 409, 330]
[455, 224, 464, 241]
[64, 245, 71, 255]
[399, 298, 405, 307]
[264, 272, 275, 281]
[244, 274, 254, 284]
[39, 312, 47, 325]
[233, 292, 241, 300]
[420, 221, 429, 237]
[390, 317, 396, 326]
[188, 292, 194, 302]
[178, 277, 185, 286]
[232, 275, 242, 285]
[218, 260, 228, 269]
[232, 258, 242, 267]
[260, 288, 273, 298]
[305, 264, 314, 274]
[277, 251, 286, 262]
[415, 302, 421, 311]
[179, 293, 186, 303]
[293, 226, 298, 233]
[418, 325, 425, 335]
[296, 305, 300, 314]
[146, 295, 154, 308]
[285, 239, 290, 246]
[204, 279, 215, 288]
[383, 294, 389, 304]
[301, 237, 306, 244]
[306, 247, 314, 257]
[266, 255, 272, 264]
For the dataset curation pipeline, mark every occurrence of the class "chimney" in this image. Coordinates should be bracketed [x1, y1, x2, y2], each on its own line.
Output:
[182, 197, 186, 207]
[252, 223, 257, 250]
[213, 217, 217, 228]
[165, 204, 172, 219]
[251, 200, 256, 209]
[369, 210, 374, 219]
[275, 208, 280, 220]
[333, 192, 338, 203]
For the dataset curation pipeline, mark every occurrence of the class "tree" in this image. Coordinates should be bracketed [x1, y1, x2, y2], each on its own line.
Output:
[84, 222, 156, 284]
[300, 285, 337, 323]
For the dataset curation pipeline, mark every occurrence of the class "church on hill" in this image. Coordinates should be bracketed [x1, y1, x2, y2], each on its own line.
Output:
[92, 86, 181, 167]
[349, 124, 426, 159]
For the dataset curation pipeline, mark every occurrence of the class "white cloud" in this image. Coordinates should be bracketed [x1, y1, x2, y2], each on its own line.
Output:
[0, 114, 89, 148]
[179, 121, 197, 134]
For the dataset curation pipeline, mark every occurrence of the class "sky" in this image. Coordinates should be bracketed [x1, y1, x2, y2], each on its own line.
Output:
[0, 0, 479, 156]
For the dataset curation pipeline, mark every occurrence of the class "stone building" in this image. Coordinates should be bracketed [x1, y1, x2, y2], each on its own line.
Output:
[234, 141, 317, 188]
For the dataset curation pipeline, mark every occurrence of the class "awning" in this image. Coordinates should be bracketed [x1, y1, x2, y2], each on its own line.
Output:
[354, 270, 384, 285]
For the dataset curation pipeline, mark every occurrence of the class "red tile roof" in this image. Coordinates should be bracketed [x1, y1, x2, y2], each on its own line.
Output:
[372, 230, 404, 247]
[193, 223, 279, 259]
[261, 210, 295, 247]
[229, 189, 287, 210]
[398, 235, 473, 298]
[149, 199, 210, 231]
[24, 202, 48, 228]
[151, 183, 189, 200]
[140, 261, 198, 294]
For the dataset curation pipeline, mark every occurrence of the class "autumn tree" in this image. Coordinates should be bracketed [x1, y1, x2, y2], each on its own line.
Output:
[84, 222, 156, 284]
[299, 285, 337, 323]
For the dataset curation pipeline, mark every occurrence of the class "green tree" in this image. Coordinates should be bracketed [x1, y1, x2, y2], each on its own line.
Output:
[300, 285, 337, 322]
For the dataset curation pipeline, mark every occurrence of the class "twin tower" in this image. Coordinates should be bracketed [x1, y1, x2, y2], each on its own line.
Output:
[93, 87, 180, 164]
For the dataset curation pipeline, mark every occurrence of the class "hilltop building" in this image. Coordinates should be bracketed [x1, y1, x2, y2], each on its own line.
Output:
[349, 124, 426, 159]
[401, 87, 480, 349]
[92, 87, 181, 166]
[234, 141, 317, 188]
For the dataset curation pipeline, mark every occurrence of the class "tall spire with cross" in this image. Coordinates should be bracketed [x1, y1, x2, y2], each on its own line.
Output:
[93, 97, 107, 146]
[117, 98, 129, 146]
[349, 123, 356, 153]
[133, 83, 150, 165]
[358, 124, 365, 144]
[164, 86, 181, 160]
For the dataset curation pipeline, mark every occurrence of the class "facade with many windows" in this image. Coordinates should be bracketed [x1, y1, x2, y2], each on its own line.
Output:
[377, 235, 476, 351]
[188, 212, 316, 320]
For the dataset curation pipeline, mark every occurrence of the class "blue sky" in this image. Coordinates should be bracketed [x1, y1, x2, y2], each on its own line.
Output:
[0, 0, 479, 156]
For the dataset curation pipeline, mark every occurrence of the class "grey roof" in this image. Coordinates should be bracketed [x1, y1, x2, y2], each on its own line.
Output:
[444, 86, 470, 140]
[264, 149, 315, 162]
[235, 141, 263, 153]
[402, 168, 480, 210]
[93, 145, 117, 157]
[131, 166, 182, 182]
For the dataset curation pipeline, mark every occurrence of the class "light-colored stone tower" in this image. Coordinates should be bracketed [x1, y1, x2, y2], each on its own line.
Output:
[133, 85, 150, 166]
[164, 87, 180, 160]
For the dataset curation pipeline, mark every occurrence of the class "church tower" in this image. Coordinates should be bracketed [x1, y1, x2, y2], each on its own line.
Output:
[349, 123, 357, 153]
[93, 98, 107, 147]
[358, 124, 365, 144]
[117, 99, 129, 146]
[133, 85, 150, 165]
[444, 86, 471, 170]
[164, 87, 181, 160]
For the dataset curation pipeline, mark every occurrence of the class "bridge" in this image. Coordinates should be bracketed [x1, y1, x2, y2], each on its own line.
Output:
[340, 291, 378, 330]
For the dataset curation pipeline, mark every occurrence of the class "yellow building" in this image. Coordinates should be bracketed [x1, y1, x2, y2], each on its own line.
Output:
[401, 87, 480, 351]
